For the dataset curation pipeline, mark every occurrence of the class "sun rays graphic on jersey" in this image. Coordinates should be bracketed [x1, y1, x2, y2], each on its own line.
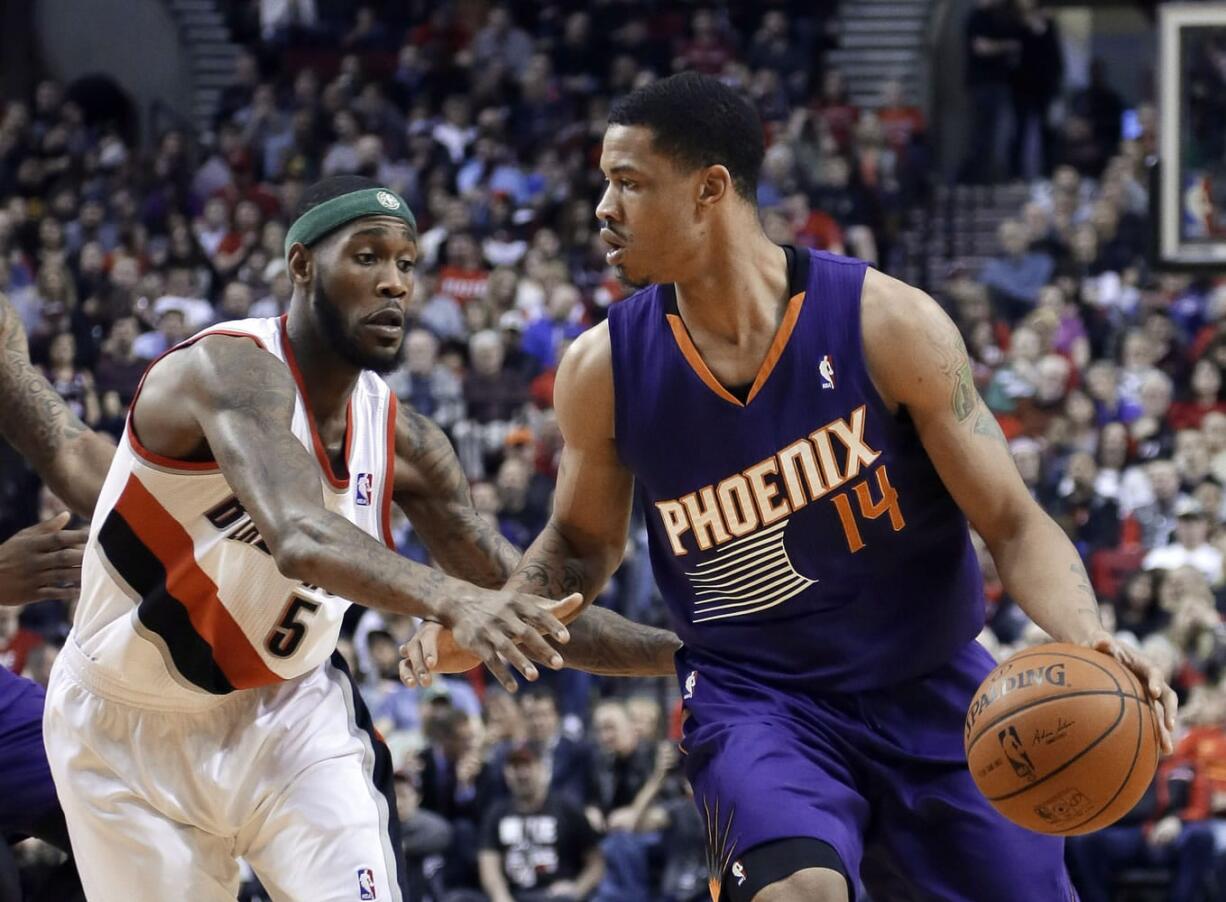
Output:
[703, 795, 738, 902]
[685, 519, 816, 622]
[654, 403, 910, 623]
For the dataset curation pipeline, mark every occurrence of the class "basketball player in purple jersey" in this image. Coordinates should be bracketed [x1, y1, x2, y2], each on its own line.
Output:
[402, 72, 1177, 901]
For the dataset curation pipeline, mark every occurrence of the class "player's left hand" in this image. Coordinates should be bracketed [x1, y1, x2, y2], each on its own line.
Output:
[1085, 631, 1177, 755]
[0, 512, 88, 606]
[399, 620, 479, 688]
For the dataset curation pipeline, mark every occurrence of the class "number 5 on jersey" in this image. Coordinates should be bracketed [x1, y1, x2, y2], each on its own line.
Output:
[266, 596, 321, 658]
[831, 466, 905, 553]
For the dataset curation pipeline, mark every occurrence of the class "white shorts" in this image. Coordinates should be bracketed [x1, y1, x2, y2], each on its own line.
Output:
[44, 638, 404, 902]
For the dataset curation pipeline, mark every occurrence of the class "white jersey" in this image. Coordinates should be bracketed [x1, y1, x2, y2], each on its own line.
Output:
[71, 315, 398, 709]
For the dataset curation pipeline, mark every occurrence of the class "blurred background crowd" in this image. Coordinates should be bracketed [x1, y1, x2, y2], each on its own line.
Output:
[1, 1, 1224, 900]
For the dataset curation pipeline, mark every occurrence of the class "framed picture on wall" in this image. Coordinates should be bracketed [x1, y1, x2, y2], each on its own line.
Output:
[1158, 3, 1226, 266]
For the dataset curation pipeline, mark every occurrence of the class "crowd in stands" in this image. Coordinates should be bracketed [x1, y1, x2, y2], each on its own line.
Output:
[1, 1, 1224, 899]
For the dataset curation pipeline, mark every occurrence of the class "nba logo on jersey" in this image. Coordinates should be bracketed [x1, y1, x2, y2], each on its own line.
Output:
[355, 472, 373, 506]
[819, 355, 836, 390]
[356, 867, 376, 899]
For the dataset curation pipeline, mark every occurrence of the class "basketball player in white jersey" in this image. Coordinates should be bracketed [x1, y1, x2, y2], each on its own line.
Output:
[39, 175, 592, 902]
[0, 186, 680, 901]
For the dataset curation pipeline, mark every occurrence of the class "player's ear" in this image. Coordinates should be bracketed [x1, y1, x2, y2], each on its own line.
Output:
[697, 165, 731, 208]
[287, 244, 313, 286]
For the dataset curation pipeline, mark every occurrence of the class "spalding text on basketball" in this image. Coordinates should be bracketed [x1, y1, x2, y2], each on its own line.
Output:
[965, 663, 1067, 738]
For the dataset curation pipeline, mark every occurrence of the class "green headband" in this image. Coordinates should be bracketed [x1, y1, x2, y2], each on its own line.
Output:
[284, 187, 417, 258]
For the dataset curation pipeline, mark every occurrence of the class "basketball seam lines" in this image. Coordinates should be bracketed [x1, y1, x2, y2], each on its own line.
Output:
[966, 689, 1143, 753]
[1053, 687, 1150, 835]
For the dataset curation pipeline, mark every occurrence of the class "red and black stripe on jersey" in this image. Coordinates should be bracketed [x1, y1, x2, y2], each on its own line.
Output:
[96, 475, 279, 694]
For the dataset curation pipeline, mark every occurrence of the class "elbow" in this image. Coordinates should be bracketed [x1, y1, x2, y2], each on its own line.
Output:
[978, 502, 1048, 557]
[265, 514, 328, 583]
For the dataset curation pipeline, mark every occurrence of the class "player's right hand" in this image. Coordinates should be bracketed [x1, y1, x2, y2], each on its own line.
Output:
[0, 512, 89, 606]
[418, 590, 584, 692]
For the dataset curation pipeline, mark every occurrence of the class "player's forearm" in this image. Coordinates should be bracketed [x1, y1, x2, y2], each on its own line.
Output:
[988, 511, 1104, 644]
[553, 605, 681, 676]
[503, 519, 619, 603]
[502, 520, 680, 675]
[403, 499, 520, 589]
[44, 433, 116, 520]
[0, 299, 96, 485]
[276, 510, 466, 620]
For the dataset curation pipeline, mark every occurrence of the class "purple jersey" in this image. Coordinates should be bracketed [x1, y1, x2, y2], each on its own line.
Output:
[608, 248, 986, 693]
[0, 666, 61, 833]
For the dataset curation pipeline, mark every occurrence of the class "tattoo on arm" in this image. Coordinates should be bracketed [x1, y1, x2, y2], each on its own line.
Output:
[504, 521, 589, 599]
[0, 296, 88, 461]
[395, 408, 520, 588]
[550, 605, 681, 676]
[503, 522, 673, 674]
[430, 504, 522, 589]
[926, 315, 1007, 442]
[200, 343, 457, 619]
[952, 362, 977, 422]
[1069, 561, 1102, 627]
[973, 410, 1009, 448]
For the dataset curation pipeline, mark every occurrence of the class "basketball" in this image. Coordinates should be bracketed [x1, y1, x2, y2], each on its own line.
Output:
[964, 643, 1161, 836]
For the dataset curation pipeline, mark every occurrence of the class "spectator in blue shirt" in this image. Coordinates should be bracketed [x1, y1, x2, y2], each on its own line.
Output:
[980, 218, 1055, 322]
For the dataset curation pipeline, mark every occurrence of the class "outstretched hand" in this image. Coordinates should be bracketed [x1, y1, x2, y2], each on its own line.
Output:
[401, 592, 584, 691]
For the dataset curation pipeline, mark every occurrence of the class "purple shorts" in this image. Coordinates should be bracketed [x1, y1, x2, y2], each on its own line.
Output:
[0, 668, 61, 835]
[677, 640, 1077, 901]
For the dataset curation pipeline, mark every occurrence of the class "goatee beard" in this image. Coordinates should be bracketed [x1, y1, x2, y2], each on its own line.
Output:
[311, 281, 403, 375]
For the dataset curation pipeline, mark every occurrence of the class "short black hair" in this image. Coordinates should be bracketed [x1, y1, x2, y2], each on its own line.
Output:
[294, 174, 384, 219]
[607, 71, 764, 202]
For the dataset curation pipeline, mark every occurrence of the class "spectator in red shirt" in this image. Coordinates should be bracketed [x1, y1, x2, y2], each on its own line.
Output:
[438, 232, 490, 306]
[1170, 359, 1226, 431]
[211, 198, 262, 280]
[1067, 748, 1218, 902]
[782, 193, 844, 254]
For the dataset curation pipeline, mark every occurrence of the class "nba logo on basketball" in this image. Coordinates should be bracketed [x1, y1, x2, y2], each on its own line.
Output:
[819, 355, 835, 390]
[356, 867, 376, 899]
[355, 473, 373, 506]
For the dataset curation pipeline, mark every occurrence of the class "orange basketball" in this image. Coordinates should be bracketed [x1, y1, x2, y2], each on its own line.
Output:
[964, 642, 1161, 836]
